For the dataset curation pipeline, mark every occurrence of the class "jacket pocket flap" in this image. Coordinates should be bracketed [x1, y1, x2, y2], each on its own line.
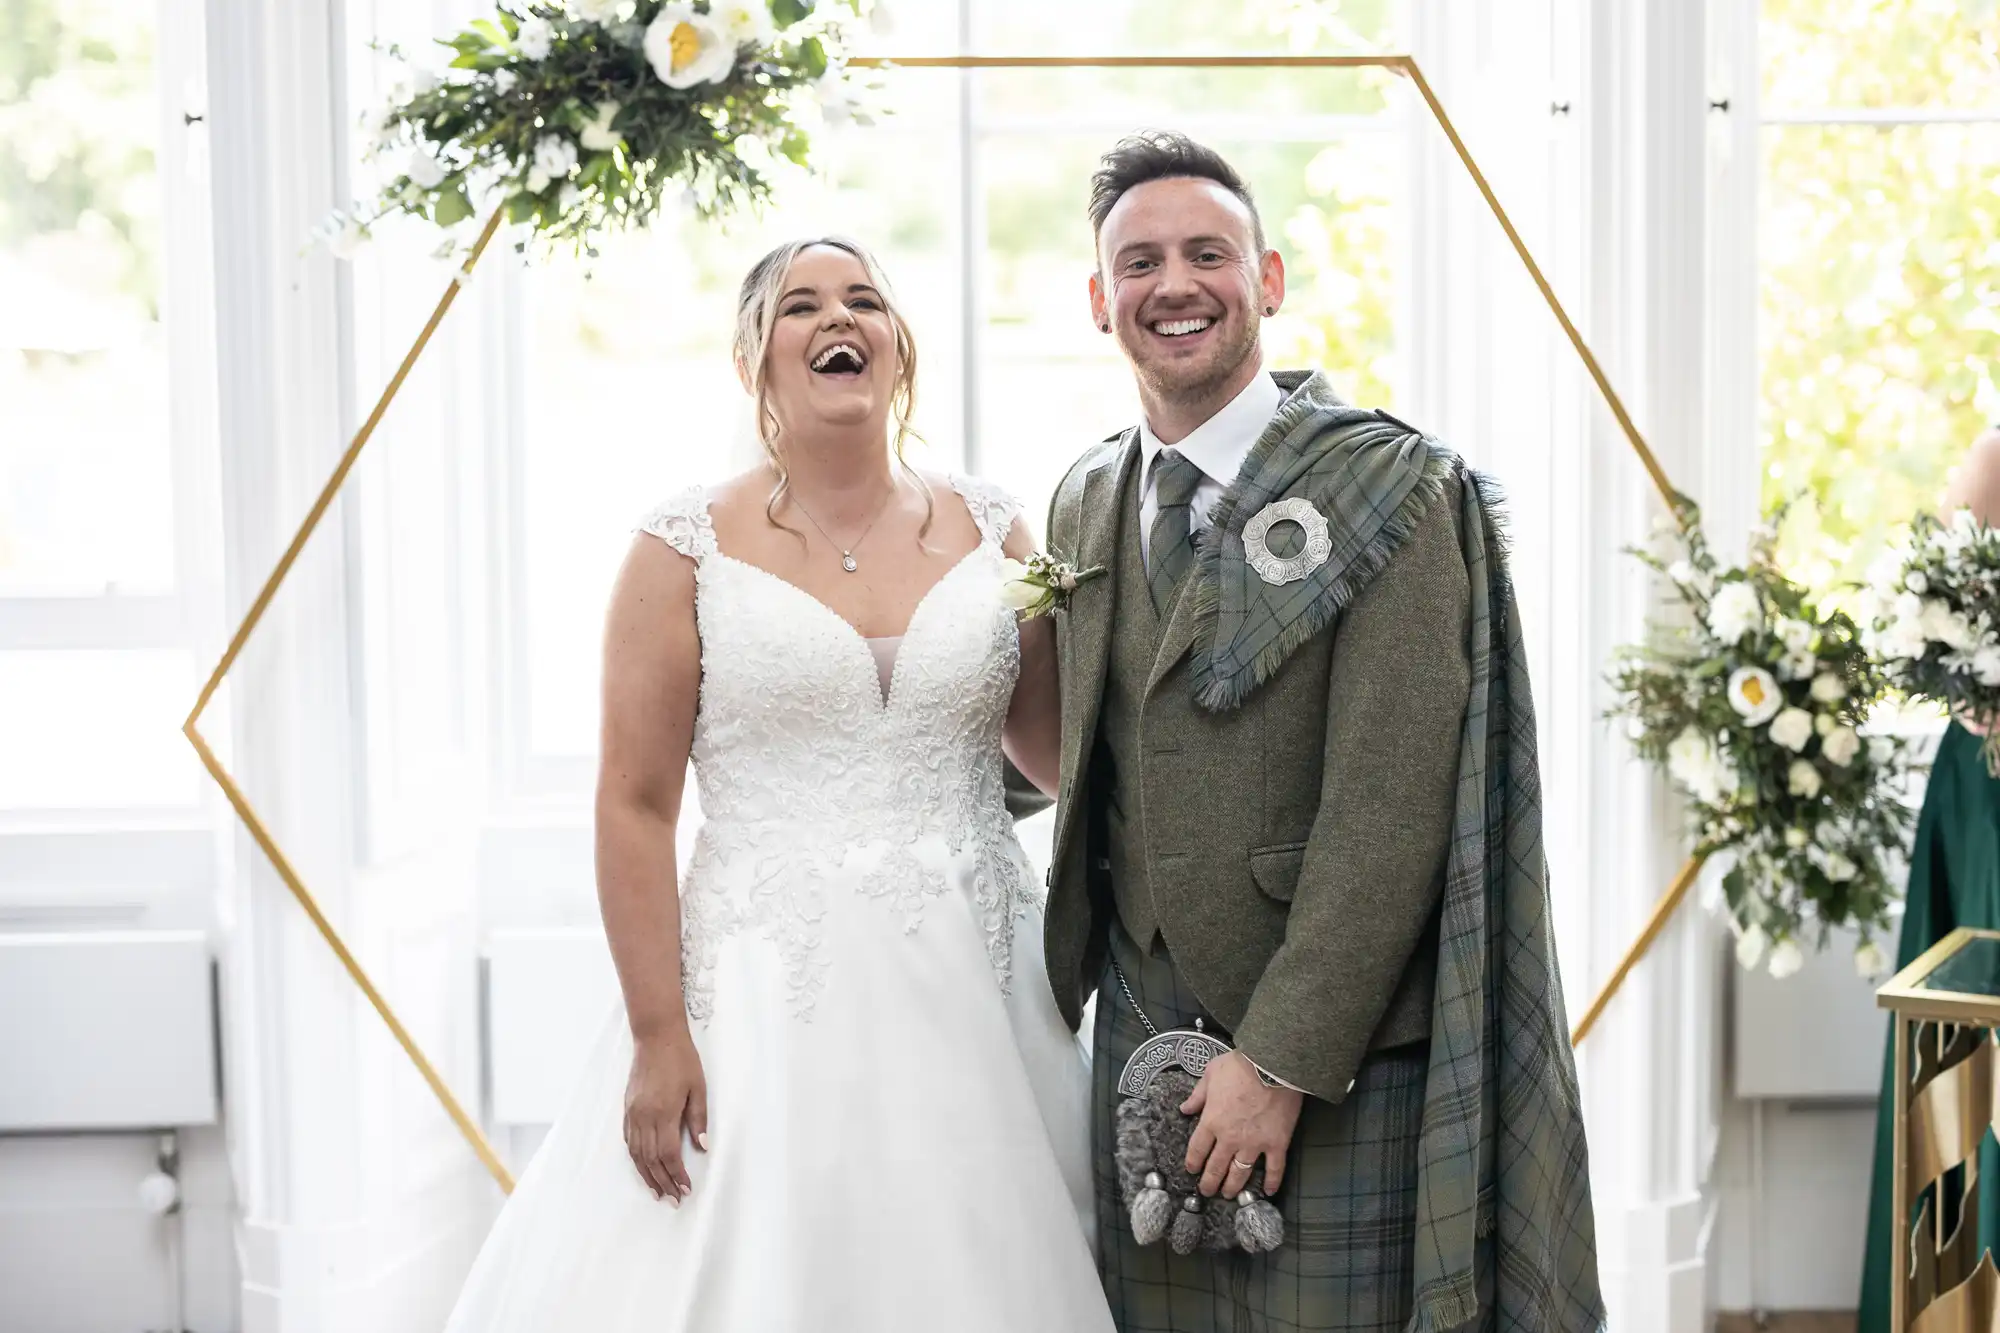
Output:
[1249, 842, 1308, 903]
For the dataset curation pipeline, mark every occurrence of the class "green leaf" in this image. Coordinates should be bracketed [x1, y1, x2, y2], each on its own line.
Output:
[470, 18, 510, 48]
[772, 0, 814, 29]
[506, 192, 539, 224]
[434, 180, 475, 226]
[800, 35, 829, 79]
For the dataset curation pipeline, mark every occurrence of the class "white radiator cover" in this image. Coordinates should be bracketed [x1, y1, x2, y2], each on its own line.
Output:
[0, 930, 219, 1129]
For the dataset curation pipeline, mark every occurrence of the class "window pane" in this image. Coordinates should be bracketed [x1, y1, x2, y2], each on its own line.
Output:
[979, 132, 1402, 517]
[972, 0, 1399, 122]
[521, 74, 966, 758]
[1760, 123, 2000, 603]
[0, 650, 200, 809]
[0, 3, 176, 596]
[1761, 0, 2000, 113]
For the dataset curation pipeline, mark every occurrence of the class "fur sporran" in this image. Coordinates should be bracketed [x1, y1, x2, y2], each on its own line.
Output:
[1114, 1026, 1285, 1256]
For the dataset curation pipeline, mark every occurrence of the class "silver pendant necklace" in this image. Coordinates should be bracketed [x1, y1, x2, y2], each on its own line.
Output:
[788, 478, 898, 574]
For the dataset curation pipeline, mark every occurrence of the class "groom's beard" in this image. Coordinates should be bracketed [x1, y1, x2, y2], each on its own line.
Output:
[1129, 318, 1260, 415]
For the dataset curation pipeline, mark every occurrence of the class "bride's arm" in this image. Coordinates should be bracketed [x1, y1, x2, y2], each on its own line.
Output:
[1001, 515, 1062, 796]
[596, 532, 705, 1204]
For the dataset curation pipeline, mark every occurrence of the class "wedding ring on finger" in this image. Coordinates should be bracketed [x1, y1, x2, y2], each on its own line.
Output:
[1232, 1157, 1257, 1171]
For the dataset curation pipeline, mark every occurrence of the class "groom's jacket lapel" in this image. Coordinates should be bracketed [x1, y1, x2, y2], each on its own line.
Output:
[1051, 430, 1137, 871]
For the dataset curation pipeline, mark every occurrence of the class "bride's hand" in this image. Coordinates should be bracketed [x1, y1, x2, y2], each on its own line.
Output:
[624, 1033, 708, 1204]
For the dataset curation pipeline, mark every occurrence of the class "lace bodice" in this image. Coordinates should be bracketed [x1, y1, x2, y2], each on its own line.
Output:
[635, 475, 1036, 1019]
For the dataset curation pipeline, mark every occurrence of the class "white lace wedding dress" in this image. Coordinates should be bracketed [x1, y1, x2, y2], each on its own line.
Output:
[442, 476, 1112, 1332]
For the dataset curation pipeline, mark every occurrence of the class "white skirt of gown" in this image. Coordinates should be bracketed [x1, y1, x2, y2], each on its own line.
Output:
[441, 832, 1111, 1332]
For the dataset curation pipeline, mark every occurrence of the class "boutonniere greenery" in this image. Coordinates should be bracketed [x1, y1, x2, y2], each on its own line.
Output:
[999, 553, 1107, 619]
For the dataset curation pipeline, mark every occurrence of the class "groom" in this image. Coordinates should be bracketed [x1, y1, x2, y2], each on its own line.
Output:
[1041, 132, 1604, 1332]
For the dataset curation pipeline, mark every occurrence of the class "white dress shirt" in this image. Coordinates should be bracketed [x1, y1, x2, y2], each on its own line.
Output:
[1137, 366, 1287, 571]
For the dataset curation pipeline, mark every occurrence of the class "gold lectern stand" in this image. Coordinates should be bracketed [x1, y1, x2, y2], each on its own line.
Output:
[1878, 928, 2000, 1331]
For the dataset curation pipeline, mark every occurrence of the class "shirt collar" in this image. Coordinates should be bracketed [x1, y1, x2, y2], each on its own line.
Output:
[1137, 364, 1286, 491]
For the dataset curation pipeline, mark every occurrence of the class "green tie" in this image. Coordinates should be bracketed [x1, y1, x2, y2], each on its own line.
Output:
[1148, 449, 1205, 614]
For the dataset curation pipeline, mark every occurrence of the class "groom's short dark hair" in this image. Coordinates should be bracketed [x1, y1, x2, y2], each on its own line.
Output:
[1088, 132, 1266, 256]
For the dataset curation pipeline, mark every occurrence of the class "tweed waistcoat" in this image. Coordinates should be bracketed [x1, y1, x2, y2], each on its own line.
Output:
[1097, 461, 1188, 948]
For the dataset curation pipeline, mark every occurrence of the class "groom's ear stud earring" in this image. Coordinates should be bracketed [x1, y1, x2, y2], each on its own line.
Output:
[1264, 306, 1275, 316]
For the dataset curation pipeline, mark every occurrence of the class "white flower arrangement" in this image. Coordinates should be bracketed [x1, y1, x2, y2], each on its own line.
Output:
[1609, 501, 1915, 978]
[329, 1, 881, 257]
[1864, 508, 2000, 770]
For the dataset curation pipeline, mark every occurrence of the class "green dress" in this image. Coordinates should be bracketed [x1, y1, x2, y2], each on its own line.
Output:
[1860, 722, 2000, 1331]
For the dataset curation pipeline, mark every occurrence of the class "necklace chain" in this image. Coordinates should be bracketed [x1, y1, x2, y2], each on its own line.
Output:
[789, 478, 898, 573]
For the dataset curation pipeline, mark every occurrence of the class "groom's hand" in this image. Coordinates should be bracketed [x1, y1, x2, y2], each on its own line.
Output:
[1182, 1050, 1304, 1199]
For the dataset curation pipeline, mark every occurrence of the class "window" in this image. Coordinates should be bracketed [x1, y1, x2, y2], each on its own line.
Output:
[0, 0, 216, 816]
[1758, 0, 2000, 605]
[499, 0, 1405, 791]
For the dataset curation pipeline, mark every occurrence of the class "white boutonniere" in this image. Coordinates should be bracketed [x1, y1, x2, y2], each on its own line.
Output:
[999, 552, 1107, 618]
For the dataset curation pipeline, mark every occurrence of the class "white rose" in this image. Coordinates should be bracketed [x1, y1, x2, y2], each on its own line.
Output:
[1809, 672, 1846, 704]
[1778, 651, 1816, 682]
[1727, 666, 1783, 726]
[517, 16, 555, 60]
[732, 132, 774, 172]
[815, 69, 853, 125]
[1735, 924, 1770, 971]
[1707, 582, 1764, 645]
[493, 68, 519, 94]
[1769, 706, 1815, 753]
[997, 559, 1042, 612]
[1854, 939, 1891, 978]
[1920, 598, 1976, 650]
[1814, 712, 1836, 737]
[1974, 644, 2000, 686]
[581, 100, 623, 151]
[1907, 570, 1930, 595]
[407, 145, 448, 188]
[710, 0, 775, 46]
[1879, 617, 1929, 662]
[533, 132, 578, 183]
[1787, 758, 1823, 798]
[1776, 617, 1815, 655]
[1821, 726, 1861, 768]
[646, 6, 736, 87]
[1667, 730, 1721, 802]
[571, 0, 626, 21]
[1823, 851, 1858, 882]
[1783, 826, 1808, 849]
[1667, 560, 1697, 587]
[1767, 938, 1805, 980]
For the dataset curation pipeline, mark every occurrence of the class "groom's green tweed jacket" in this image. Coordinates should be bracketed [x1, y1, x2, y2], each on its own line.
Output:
[1041, 370, 1470, 1104]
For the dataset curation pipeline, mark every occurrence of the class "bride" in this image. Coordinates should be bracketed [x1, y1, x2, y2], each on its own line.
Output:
[442, 236, 1114, 1330]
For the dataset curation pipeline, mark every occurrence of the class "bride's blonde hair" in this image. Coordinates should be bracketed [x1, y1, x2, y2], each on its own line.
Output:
[733, 236, 930, 537]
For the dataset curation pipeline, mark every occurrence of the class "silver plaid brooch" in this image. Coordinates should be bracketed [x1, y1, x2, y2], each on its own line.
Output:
[1242, 497, 1333, 586]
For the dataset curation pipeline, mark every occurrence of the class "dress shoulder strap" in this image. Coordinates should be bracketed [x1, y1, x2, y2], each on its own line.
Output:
[948, 473, 1023, 549]
[635, 485, 718, 563]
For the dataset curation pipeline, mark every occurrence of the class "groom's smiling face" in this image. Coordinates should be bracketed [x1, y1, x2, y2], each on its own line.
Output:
[1091, 176, 1281, 416]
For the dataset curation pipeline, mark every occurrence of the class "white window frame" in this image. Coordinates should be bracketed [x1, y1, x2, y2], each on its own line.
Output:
[481, 0, 1429, 814]
[0, 2, 223, 844]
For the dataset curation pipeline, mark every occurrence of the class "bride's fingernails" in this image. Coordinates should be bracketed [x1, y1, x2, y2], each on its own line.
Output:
[697, 1132, 711, 1152]
[667, 1193, 680, 1209]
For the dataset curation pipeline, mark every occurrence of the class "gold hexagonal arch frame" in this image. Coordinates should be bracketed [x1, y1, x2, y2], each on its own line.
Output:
[185, 53, 1697, 1194]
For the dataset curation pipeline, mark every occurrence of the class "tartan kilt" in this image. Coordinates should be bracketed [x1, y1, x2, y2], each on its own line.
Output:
[1093, 925, 1431, 1333]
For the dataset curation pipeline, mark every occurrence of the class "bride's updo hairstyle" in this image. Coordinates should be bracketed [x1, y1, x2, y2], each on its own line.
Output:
[733, 236, 929, 536]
